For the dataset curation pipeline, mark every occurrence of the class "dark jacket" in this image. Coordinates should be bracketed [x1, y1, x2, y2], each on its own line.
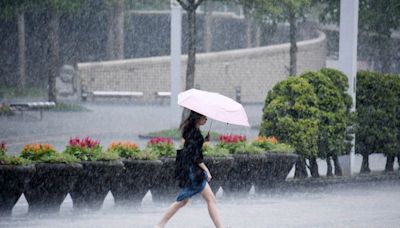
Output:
[175, 127, 205, 188]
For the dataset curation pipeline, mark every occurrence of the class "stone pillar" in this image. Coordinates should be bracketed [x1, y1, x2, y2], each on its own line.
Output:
[170, 0, 183, 127]
[339, 0, 359, 176]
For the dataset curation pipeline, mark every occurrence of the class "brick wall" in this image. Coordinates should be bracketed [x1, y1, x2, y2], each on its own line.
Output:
[78, 31, 326, 104]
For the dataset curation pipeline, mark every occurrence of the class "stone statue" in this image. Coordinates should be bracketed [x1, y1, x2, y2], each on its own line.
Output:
[56, 65, 77, 100]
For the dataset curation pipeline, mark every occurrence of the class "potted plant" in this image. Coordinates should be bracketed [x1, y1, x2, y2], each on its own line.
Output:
[65, 137, 124, 210]
[251, 136, 298, 192]
[202, 142, 234, 194]
[21, 143, 81, 213]
[147, 137, 177, 202]
[0, 142, 35, 216]
[109, 141, 162, 206]
[216, 134, 266, 196]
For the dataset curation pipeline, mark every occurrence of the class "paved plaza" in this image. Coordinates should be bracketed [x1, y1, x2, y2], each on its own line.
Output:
[1, 180, 399, 228]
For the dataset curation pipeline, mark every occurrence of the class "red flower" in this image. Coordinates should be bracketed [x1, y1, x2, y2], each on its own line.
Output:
[218, 134, 246, 144]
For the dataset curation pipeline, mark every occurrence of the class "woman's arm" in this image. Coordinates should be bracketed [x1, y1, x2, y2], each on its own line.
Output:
[198, 162, 212, 182]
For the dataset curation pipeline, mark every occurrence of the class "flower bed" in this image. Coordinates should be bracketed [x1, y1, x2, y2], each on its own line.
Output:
[146, 137, 177, 202]
[19, 143, 82, 213]
[65, 137, 124, 210]
[109, 141, 162, 206]
[0, 142, 35, 216]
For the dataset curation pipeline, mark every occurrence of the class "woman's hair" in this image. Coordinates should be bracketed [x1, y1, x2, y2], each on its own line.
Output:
[179, 110, 204, 139]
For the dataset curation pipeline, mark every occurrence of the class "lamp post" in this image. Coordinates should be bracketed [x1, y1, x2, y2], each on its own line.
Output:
[338, 0, 359, 176]
[170, 0, 182, 127]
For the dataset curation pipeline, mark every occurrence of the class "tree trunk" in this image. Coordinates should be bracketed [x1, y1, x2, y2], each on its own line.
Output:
[48, 10, 59, 103]
[360, 154, 371, 173]
[255, 26, 261, 47]
[309, 157, 319, 177]
[245, 14, 252, 48]
[203, 1, 212, 52]
[114, 0, 124, 59]
[107, 0, 125, 60]
[17, 12, 26, 95]
[106, 5, 115, 59]
[332, 154, 343, 176]
[294, 157, 308, 178]
[185, 9, 196, 90]
[385, 155, 395, 172]
[288, 8, 297, 76]
[326, 156, 333, 176]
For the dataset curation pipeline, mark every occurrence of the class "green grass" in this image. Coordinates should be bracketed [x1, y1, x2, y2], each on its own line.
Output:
[0, 87, 45, 98]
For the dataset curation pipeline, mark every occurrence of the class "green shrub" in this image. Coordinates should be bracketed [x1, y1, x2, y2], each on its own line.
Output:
[319, 68, 354, 155]
[356, 71, 399, 172]
[94, 151, 120, 161]
[260, 77, 319, 158]
[39, 152, 80, 164]
[133, 148, 159, 160]
[203, 143, 230, 157]
[300, 71, 349, 160]
[268, 143, 295, 153]
[0, 155, 32, 165]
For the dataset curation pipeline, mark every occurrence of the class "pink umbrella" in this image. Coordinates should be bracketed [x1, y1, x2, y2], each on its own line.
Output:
[178, 89, 250, 127]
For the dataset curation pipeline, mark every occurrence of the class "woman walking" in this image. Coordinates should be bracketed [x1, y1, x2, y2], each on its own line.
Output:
[156, 111, 224, 228]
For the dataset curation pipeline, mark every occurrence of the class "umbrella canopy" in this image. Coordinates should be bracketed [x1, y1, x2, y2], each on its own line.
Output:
[177, 89, 250, 127]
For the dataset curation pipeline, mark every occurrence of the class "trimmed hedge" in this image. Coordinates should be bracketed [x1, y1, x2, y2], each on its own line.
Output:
[260, 76, 319, 178]
[356, 71, 400, 173]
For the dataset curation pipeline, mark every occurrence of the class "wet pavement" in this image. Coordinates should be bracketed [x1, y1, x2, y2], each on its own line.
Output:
[1, 180, 399, 228]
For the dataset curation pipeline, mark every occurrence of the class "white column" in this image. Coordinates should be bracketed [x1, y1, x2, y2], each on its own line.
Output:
[170, 0, 182, 127]
[338, 0, 359, 176]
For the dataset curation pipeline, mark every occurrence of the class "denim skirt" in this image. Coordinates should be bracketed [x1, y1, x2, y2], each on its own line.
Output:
[176, 167, 207, 201]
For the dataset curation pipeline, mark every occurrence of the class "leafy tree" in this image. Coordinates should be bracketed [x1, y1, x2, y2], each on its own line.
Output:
[316, 0, 400, 73]
[260, 77, 320, 178]
[0, 0, 33, 94]
[106, 0, 126, 60]
[227, 0, 312, 76]
[22, 0, 85, 102]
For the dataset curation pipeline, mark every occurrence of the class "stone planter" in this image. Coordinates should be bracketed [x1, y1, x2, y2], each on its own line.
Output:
[24, 163, 82, 213]
[111, 159, 162, 206]
[150, 157, 177, 202]
[221, 154, 266, 196]
[253, 152, 298, 193]
[70, 160, 124, 210]
[203, 156, 234, 194]
[0, 165, 35, 216]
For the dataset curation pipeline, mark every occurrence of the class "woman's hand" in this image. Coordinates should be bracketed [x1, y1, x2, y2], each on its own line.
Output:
[206, 171, 212, 182]
[205, 132, 210, 142]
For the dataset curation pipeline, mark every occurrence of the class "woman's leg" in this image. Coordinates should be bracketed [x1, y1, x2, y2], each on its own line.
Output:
[156, 199, 189, 228]
[201, 183, 223, 228]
